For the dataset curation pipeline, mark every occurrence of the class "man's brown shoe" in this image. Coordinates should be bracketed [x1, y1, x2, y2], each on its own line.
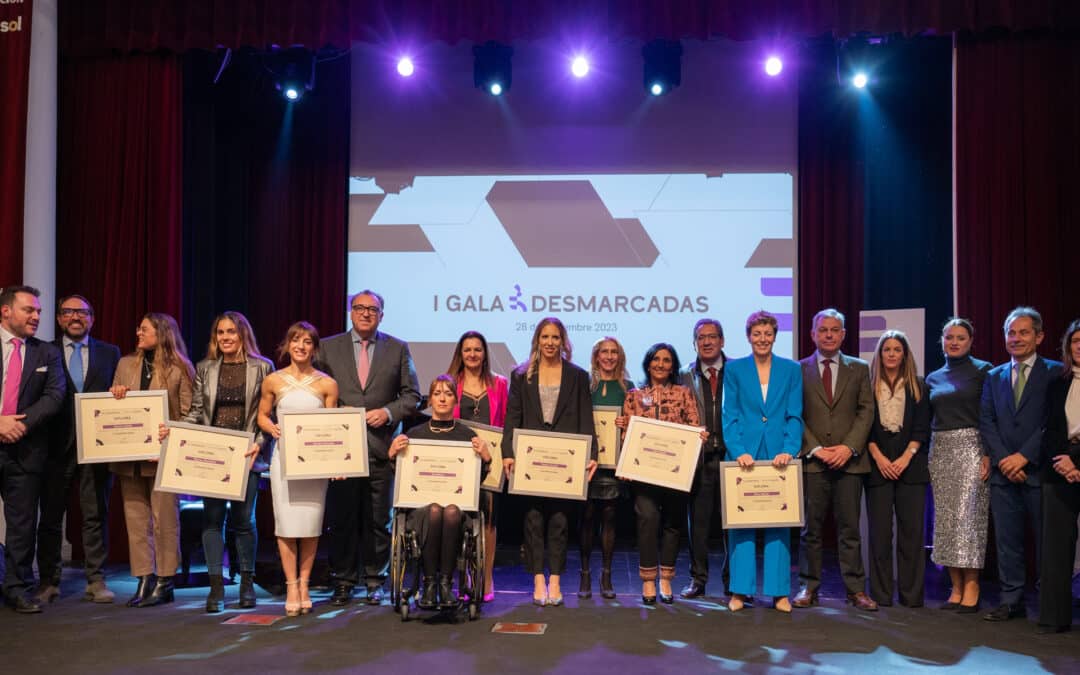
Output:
[84, 580, 116, 604]
[792, 587, 818, 608]
[35, 585, 60, 604]
[847, 591, 878, 611]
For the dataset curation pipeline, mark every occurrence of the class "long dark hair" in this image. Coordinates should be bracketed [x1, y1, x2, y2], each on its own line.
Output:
[447, 331, 494, 388]
[1061, 319, 1080, 379]
[641, 342, 681, 387]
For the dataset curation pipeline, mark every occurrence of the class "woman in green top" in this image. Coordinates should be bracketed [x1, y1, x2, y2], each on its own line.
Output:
[578, 337, 633, 599]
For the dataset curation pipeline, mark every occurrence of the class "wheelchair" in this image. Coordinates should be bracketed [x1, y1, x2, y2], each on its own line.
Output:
[389, 506, 485, 622]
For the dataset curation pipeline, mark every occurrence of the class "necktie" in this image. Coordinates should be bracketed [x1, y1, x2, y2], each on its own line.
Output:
[707, 367, 718, 397]
[1014, 362, 1028, 406]
[70, 343, 85, 393]
[357, 339, 370, 390]
[822, 358, 834, 406]
[2, 338, 23, 416]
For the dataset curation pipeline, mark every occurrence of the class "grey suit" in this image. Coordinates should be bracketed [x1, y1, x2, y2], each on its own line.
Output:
[321, 329, 420, 588]
[797, 352, 874, 595]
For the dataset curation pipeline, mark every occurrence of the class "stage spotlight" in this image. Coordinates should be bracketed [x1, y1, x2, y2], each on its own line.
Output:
[283, 87, 300, 101]
[474, 41, 513, 96]
[571, 55, 590, 78]
[269, 47, 315, 102]
[852, 71, 869, 89]
[643, 39, 682, 96]
[397, 57, 415, 77]
[765, 56, 783, 76]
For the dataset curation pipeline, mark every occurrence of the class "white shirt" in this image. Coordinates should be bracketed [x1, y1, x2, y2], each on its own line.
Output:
[816, 351, 840, 400]
[64, 336, 90, 381]
[1010, 353, 1038, 387]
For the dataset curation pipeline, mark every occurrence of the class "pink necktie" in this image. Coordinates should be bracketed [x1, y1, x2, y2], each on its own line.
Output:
[2, 338, 23, 416]
[357, 340, 370, 390]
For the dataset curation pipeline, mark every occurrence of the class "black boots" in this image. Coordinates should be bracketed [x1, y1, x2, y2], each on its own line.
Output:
[139, 576, 175, 608]
[419, 577, 438, 609]
[126, 575, 155, 608]
[238, 572, 257, 609]
[438, 575, 456, 610]
[206, 574, 225, 613]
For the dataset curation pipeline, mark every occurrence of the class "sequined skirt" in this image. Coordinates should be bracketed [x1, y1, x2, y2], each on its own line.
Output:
[928, 428, 989, 568]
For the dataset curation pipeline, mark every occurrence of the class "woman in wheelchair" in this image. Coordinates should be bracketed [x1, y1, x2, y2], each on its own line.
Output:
[389, 375, 492, 609]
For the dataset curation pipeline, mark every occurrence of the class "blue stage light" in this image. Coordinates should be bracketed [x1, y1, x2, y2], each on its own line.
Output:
[643, 40, 681, 96]
[283, 87, 300, 101]
[474, 41, 513, 96]
[650, 82, 664, 96]
[852, 72, 869, 89]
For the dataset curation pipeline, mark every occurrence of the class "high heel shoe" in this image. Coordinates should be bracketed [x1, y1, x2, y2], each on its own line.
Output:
[578, 569, 592, 599]
[600, 568, 616, 599]
[729, 593, 746, 612]
[773, 596, 792, 613]
[659, 566, 676, 605]
[547, 576, 563, 606]
[284, 580, 301, 617]
[299, 578, 312, 614]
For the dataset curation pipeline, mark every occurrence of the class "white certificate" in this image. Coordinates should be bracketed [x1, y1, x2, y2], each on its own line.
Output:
[719, 460, 805, 529]
[508, 428, 592, 501]
[593, 406, 622, 469]
[279, 408, 369, 479]
[154, 422, 254, 501]
[461, 419, 505, 493]
[75, 391, 168, 464]
[614, 415, 703, 492]
[393, 439, 481, 511]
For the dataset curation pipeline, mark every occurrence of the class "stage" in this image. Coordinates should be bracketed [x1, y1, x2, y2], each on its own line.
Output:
[4, 550, 1077, 674]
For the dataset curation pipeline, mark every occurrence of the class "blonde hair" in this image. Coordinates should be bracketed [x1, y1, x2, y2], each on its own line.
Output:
[589, 336, 630, 392]
[206, 311, 262, 361]
[870, 330, 921, 402]
[522, 317, 572, 383]
[135, 313, 195, 386]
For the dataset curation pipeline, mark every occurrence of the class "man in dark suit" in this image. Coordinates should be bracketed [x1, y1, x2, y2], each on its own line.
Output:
[321, 290, 420, 606]
[34, 295, 121, 604]
[0, 286, 65, 613]
[979, 306, 1061, 622]
[793, 308, 877, 611]
[678, 318, 730, 599]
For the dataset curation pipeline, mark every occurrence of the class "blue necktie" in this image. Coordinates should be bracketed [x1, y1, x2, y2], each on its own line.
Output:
[70, 343, 85, 393]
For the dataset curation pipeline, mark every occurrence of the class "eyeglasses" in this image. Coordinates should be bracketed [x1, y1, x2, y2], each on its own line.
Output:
[351, 304, 382, 316]
[695, 333, 721, 343]
[59, 308, 92, 318]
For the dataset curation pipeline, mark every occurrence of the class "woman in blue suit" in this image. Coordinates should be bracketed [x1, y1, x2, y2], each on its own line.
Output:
[722, 311, 803, 613]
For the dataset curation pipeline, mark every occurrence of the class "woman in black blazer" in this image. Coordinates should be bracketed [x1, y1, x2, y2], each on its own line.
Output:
[502, 317, 597, 606]
[1037, 319, 1080, 634]
[865, 330, 930, 607]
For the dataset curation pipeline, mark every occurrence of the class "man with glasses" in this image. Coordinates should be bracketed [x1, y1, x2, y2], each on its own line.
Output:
[678, 318, 731, 599]
[321, 290, 420, 605]
[35, 295, 120, 604]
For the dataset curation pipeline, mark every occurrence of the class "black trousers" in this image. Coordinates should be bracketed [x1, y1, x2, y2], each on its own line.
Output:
[865, 479, 927, 606]
[687, 453, 728, 588]
[1039, 480, 1080, 628]
[635, 483, 687, 569]
[799, 470, 866, 594]
[523, 497, 572, 575]
[36, 450, 113, 585]
[326, 457, 394, 588]
[0, 452, 42, 598]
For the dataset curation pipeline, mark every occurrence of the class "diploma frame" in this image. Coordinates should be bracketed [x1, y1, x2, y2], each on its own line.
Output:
[75, 390, 169, 464]
[392, 439, 482, 511]
[718, 460, 805, 529]
[508, 428, 592, 501]
[154, 422, 254, 501]
[278, 408, 369, 479]
[592, 406, 622, 469]
[460, 419, 505, 493]
[614, 415, 704, 492]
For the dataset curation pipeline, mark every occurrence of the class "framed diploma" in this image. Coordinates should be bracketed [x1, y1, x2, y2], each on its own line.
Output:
[460, 420, 505, 493]
[592, 406, 622, 469]
[75, 390, 169, 464]
[719, 460, 805, 529]
[278, 408, 369, 479]
[392, 439, 482, 511]
[614, 415, 703, 492]
[508, 429, 592, 501]
[154, 422, 254, 501]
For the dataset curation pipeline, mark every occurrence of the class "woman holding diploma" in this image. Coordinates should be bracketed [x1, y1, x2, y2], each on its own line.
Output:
[502, 318, 597, 607]
[622, 342, 704, 604]
[447, 331, 507, 602]
[257, 322, 338, 617]
[390, 374, 492, 610]
[722, 311, 803, 613]
[110, 313, 195, 608]
[581, 337, 632, 599]
[179, 311, 274, 612]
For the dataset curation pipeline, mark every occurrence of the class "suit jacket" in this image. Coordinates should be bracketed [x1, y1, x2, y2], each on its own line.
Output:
[866, 377, 931, 487]
[722, 355, 803, 461]
[0, 335, 65, 473]
[182, 355, 274, 472]
[321, 329, 421, 461]
[501, 359, 598, 461]
[980, 355, 1063, 486]
[1040, 371, 1080, 484]
[679, 354, 727, 452]
[49, 336, 121, 458]
[109, 353, 194, 478]
[798, 352, 874, 474]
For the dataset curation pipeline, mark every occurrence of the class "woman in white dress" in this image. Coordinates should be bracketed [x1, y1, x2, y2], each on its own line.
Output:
[257, 321, 338, 616]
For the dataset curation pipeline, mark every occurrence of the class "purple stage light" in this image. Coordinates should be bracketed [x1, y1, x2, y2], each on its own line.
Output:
[397, 57, 415, 77]
[571, 56, 590, 78]
[765, 56, 783, 76]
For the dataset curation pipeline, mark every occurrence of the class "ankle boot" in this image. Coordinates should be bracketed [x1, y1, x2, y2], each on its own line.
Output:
[600, 568, 616, 599]
[238, 572, 257, 609]
[140, 576, 175, 607]
[126, 575, 155, 608]
[578, 569, 592, 599]
[419, 576, 438, 609]
[438, 574, 456, 610]
[206, 574, 225, 613]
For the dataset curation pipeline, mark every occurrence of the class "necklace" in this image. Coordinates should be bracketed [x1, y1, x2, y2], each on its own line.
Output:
[429, 419, 456, 433]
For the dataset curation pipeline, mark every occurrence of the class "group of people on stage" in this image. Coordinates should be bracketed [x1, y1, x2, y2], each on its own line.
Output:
[1, 284, 1078, 634]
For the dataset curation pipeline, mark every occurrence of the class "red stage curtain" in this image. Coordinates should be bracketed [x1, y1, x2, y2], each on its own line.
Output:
[60, 0, 1080, 55]
[0, 1, 33, 287]
[955, 32, 1080, 363]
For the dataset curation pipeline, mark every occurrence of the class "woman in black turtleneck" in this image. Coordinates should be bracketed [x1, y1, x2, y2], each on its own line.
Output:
[389, 374, 491, 610]
[925, 318, 992, 612]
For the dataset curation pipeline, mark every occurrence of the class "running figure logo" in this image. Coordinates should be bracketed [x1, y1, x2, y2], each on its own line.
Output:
[509, 284, 527, 312]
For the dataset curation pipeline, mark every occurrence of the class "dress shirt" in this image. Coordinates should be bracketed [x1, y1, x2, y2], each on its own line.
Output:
[63, 336, 90, 381]
[1010, 353, 1038, 387]
[351, 330, 393, 423]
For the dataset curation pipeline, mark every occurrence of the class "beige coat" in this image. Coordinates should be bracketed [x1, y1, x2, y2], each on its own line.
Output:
[109, 352, 194, 478]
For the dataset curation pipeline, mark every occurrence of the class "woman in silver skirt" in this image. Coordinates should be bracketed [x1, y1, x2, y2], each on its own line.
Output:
[925, 318, 993, 611]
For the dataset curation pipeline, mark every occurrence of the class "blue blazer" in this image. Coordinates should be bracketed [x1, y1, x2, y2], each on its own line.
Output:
[723, 355, 803, 461]
[979, 354, 1063, 486]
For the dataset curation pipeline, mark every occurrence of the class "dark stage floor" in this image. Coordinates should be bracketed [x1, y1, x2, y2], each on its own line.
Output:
[3, 549, 1079, 674]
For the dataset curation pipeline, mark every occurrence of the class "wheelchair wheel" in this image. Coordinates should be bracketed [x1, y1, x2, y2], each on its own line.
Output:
[463, 514, 484, 619]
[400, 599, 411, 622]
[389, 511, 406, 609]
